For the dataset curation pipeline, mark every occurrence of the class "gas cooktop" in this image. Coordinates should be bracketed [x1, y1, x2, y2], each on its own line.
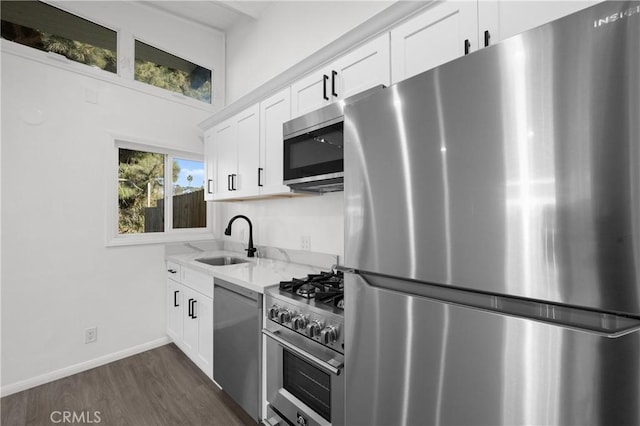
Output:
[276, 270, 344, 312]
[265, 270, 345, 353]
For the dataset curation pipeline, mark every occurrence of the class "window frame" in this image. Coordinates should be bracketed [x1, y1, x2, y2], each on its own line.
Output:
[107, 138, 214, 247]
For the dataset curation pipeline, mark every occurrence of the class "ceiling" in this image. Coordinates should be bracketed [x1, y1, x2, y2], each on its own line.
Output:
[143, 1, 273, 32]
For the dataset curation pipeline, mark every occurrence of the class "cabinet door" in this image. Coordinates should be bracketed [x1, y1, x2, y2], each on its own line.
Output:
[332, 33, 390, 100]
[479, 1, 599, 45]
[213, 119, 236, 199]
[259, 87, 292, 196]
[390, 1, 478, 84]
[291, 70, 332, 118]
[167, 279, 183, 343]
[195, 294, 214, 379]
[203, 128, 216, 201]
[234, 104, 260, 198]
[182, 287, 198, 355]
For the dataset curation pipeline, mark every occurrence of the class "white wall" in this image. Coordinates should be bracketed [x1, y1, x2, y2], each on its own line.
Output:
[0, 4, 216, 392]
[225, 1, 392, 104]
[219, 192, 345, 260]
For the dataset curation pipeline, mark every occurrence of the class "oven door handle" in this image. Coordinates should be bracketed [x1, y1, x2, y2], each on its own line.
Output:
[262, 329, 343, 375]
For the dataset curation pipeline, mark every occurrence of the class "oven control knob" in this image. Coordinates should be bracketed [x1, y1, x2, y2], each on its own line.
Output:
[292, 315, 308, 331]
[320, 326, 338, 344]
[278, 309, 292, 323]
[268, 305, 280, 320]
[306, 320, 324, 338]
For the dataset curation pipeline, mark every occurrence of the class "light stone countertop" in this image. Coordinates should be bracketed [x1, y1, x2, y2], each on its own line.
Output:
[166, 249, 326, 294]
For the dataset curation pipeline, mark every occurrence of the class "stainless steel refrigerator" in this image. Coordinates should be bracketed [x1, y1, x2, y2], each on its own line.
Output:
[343, 1, 640, 425]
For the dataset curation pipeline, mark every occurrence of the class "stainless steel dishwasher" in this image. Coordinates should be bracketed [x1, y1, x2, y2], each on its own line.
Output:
[213, 278, 262, 421]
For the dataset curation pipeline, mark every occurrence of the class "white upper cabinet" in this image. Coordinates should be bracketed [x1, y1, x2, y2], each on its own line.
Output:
[290, 71, 331, 119]
[391, 0, 600, 85]
[291, 33, 390, 118]
[391, 1, 478, 84]
[214, 105, 260, 201]
[203, 128, 216, 201]
[209, 92, 292, 202]
[204, 0, 602, 202]
[479, 1, 599, 45]
[330, 33, 390, 101]
[235, 105, 260, 198]
[259, 87, 292, 196]
[213, 118, 236, 199]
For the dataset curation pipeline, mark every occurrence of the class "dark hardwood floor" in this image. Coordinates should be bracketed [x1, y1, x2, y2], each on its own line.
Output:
[1, 343, 257, 426]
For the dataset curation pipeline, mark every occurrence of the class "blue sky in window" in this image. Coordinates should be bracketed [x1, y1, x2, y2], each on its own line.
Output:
[174, 158, 205, 188]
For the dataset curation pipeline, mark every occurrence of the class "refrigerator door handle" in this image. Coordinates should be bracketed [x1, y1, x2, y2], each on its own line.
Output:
[354, 271, 640, 338]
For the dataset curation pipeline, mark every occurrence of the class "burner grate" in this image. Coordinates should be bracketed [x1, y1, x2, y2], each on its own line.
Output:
[278, 270, 344, 309]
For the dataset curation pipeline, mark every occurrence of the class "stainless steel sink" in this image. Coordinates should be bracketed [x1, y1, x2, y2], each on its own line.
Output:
[195, 256, 249, 266]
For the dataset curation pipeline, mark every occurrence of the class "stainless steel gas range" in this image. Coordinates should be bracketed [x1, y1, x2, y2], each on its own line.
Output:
[262, 271, 345, 426]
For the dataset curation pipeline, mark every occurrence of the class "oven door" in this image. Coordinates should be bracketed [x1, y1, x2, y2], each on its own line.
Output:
[263, 327, 345, 426]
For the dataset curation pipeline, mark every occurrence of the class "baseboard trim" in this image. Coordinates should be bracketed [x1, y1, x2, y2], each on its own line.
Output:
[0, 336, 171, 397]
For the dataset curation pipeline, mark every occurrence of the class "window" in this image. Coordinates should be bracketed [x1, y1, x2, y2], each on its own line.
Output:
[135, 40, 212, 103]
[112, 142, 210, 245]
[1, 1, 117, 73]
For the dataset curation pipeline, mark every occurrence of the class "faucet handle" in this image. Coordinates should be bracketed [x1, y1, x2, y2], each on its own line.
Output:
[246, 247, 257, 258]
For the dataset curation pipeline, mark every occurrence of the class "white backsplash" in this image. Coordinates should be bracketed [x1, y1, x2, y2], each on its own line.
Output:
[216, 191, 345, 262]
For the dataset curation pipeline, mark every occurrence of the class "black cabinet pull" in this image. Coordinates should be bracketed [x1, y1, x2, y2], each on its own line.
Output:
[207, 179, 213, 194]
[188, 298, 194, 318]
[167, 269, 177, 274]
[464, 39, 470, 55]
[322, 74, 329, 100]
[258, 168, 264, 187]
[227, 174, 231, 191]
[173, 290, 179, 307]
[484, 30, 491, 47]
[191, 300, 197, 319]
[231, 174, 237, 191]
[331, 70, 338, 97]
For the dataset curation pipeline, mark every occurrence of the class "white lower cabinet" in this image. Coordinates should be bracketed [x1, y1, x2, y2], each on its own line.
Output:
[167, 278, 183, 342]
[166, 264, 214, 380]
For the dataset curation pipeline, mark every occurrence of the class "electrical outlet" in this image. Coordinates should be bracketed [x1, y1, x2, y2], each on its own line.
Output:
[85, 327, 97, 344]
[301, 236, 311, 251]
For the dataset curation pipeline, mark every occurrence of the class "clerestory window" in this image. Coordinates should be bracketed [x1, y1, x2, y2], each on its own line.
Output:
[1, 0, 117, 73]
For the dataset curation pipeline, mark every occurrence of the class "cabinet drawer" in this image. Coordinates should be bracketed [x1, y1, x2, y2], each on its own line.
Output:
[166, 261, 181, 280]
[181, 267, 214, 298]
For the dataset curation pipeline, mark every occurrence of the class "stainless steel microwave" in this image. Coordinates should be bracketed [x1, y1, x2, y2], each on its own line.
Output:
[283, 86, 384, 193]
